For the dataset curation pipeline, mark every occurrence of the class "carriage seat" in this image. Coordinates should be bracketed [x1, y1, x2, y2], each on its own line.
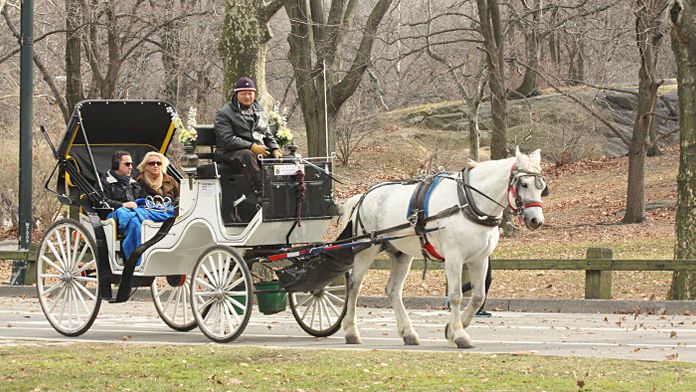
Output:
[194, 125, 256, 224]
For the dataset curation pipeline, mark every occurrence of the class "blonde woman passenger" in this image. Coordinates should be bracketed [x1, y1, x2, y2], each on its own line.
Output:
[135, 151, 179, 201]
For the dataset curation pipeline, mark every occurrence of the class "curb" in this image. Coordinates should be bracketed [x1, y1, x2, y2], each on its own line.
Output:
[3, 286, 695, 315]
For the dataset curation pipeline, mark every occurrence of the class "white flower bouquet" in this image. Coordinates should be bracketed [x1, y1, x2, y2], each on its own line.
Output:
[167, 106, 198, 146]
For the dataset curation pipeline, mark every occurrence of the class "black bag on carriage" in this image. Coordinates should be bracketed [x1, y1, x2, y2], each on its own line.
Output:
[277, 223, 365, 292]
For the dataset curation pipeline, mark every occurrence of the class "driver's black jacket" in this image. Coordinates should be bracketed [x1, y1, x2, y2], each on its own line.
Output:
[213, 96, 279, 163]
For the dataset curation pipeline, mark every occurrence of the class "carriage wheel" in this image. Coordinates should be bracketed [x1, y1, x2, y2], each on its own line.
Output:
[288, 272, 349, 337]
[36, 219, 101, 336]
[190, 246, 253, 343]
[151, 275, 197, 332]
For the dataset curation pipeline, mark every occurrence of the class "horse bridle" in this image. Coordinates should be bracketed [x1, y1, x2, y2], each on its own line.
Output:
[507, 165, 549, 216]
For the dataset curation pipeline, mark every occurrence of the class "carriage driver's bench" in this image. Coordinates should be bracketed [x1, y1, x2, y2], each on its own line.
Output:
[193, 125, 340, 226]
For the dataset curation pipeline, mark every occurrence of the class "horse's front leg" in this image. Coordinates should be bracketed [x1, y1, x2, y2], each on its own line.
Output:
[342, 245, 380, 344]
[445, 257, 475, 349]
[385, 251, 419, 345]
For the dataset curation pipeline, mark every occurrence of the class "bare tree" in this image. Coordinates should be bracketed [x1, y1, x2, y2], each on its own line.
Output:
[477, 0, 508, 159]
[285, 0, 395, 157]
[623, 0, 668, 224]
[667, 0, 696, 299]
[219, 0, 287, 109]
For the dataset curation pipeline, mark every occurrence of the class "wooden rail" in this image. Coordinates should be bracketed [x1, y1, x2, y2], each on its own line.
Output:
[4, 246, 696, 299]
[371, 248, 696, 299]
[0, 247, 38, 286]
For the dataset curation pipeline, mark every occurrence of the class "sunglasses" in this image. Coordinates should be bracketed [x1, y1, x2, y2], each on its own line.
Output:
[147, 161, 162, 166]
[122, 162, 133, 167]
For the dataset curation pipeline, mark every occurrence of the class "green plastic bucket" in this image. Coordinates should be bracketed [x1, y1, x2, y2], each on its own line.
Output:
[255, 281, 287, 315]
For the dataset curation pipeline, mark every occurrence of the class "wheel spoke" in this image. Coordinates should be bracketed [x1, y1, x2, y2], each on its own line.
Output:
[323, 294, 342, 317]
[41, 281, 65, 297]
[324, 290, 345, 304]
[41, 255, 65, 275]
[74, 276, 97, 283]
[223, 298, 242, 325]
[325, 284, 346, 292]
[46, 238, 67, 272]
[200, 263, 218, 288]
[227, 296, 247, 316]
[194, 276, 216, 292]
[72, 282, 92, 314]
[72, 278, 97, 301]
[55, 229, 70, 272]
[71, 242, 89, 273]
[159, 285, 176, 314]
[73, 258, 96, 275]
[223, 263, 240, 289]
[293, 293, 313, 308]
[224, 276, 244, 292]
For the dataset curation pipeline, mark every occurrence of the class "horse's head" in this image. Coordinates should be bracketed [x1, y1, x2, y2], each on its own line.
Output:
[509, 147, 548, 230]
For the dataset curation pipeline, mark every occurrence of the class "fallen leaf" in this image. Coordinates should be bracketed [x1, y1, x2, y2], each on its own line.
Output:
[120, 335, 131, 341]
[576, 379, 585, 389]
[670, 331, 677, 339]
[665, 353, 679, 361]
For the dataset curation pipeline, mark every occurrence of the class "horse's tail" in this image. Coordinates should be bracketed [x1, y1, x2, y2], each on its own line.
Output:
[336, 194, 363, 238]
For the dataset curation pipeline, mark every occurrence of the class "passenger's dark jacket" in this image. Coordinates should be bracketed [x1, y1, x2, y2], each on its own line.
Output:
[100, 170, 143, 209]
[214, 95, 279, 163]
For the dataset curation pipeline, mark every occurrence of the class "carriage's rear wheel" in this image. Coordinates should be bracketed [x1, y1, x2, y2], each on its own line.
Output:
[190, 246, 253, 343]
[36, 219, 101, 336]
[151, 275, 197, 331]
[288, 272, 349, 337]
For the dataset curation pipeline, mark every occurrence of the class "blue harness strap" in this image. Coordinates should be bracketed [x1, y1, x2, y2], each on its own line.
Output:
[407, 173, 446, 219]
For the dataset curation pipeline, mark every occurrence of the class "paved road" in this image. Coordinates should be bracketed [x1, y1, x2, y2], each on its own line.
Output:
[0, 297, 694, 362]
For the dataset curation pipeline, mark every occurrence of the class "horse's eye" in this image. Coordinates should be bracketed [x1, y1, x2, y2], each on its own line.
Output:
[521, 182, 528, 188]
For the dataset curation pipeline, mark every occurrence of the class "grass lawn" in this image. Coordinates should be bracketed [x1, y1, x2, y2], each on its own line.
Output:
[1, 343, 695, 391]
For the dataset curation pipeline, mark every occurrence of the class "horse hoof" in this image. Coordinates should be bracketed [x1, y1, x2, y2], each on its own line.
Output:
[455, 337, 475, 349]
[345, 335, 362, 345]
[403, 335, 420, 346]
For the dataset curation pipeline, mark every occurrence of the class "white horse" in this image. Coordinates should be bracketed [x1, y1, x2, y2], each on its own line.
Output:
[339, 147, 547, 348]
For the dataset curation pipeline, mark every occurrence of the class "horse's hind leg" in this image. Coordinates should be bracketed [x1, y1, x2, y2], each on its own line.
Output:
[385, 251, 419, 345]
[342, 245, 380, 345]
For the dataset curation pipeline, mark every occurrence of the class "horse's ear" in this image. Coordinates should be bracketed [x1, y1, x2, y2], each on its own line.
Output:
[515, 146, 522, 159]
[530, 149, 541, 162]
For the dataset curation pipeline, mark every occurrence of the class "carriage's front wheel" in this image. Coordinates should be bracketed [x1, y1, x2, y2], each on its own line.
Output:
[190, 246, 253, 343]
[288, 272, 349, 337]
[36, 219, 101, 336]
[151, 275, 197, 332]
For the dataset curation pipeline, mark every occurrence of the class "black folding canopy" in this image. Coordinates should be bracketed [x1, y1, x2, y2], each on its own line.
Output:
[55, 100, 178, 184]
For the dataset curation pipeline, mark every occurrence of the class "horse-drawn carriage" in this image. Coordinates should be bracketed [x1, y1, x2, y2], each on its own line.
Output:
[37, 99, 549, 349]
[36, 100, 351, 342]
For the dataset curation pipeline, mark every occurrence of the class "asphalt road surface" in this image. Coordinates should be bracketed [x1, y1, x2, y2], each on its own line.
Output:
[0, 297, 694, 362]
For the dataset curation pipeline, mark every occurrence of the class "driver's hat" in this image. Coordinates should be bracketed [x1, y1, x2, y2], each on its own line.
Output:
[234, 76, 256, 92]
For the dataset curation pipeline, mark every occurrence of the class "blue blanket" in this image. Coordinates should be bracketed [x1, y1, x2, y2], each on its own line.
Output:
[108, 198, 175, 266]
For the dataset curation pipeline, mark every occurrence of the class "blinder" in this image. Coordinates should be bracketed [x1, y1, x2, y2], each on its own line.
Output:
[541, 185, 550, 197]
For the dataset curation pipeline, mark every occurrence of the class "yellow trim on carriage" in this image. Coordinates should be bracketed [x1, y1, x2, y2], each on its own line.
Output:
[160, 122, 176, 153]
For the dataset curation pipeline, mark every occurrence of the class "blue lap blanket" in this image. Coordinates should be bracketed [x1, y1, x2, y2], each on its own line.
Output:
[108, 198, 176, 266]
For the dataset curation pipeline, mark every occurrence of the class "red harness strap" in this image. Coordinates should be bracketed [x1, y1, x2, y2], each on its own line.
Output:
[423, 241, 445, 261]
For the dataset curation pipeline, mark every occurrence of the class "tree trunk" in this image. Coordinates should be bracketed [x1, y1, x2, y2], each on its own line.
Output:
[161, 17, 180, 106]
[286, 0, 393, 157]
[477, 0, 508, 159]
[668, 0, 696, 299]
[511, 30, 539, 98]
[65, 0, 83, 121]
[219, 0, 283, 109]
[623, 0, 666, 224]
